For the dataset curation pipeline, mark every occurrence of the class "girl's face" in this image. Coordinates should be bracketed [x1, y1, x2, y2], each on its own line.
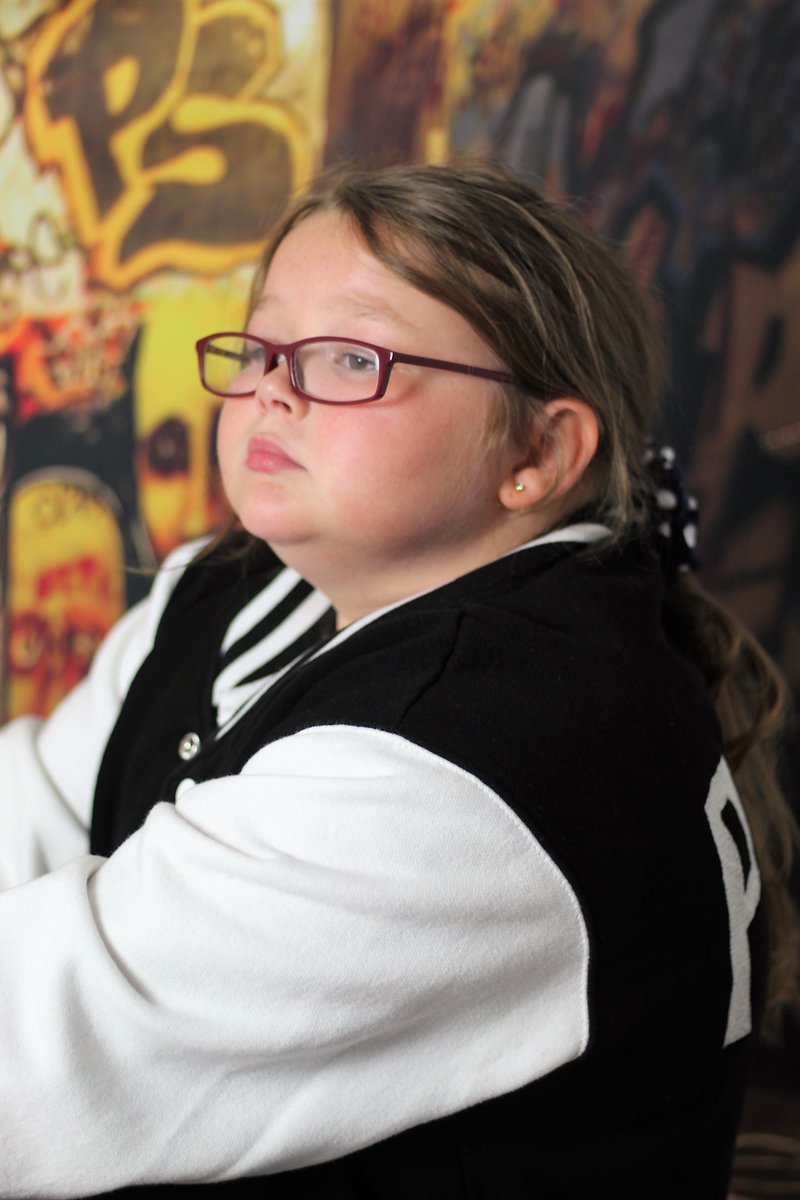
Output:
[217, 210, 525, 621]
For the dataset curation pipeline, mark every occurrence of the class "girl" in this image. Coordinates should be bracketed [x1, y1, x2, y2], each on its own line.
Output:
[1, 163, 797, 1199]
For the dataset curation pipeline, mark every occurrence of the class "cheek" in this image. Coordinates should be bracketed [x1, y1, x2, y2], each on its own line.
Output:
[321, 411, 444, 491]
[216, 401, 247, 473]
[322, 405, 493, 515]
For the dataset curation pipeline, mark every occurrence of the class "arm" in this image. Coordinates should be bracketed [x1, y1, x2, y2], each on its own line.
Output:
[0, 541, 205, 891]
[0, 725, 589, 1195]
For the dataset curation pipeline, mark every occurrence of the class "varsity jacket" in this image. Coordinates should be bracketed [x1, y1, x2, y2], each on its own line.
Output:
[0, 526, 764, 1199]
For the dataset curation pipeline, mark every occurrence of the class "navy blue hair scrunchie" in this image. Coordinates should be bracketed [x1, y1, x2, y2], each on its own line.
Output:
[643, 445, 700, 575]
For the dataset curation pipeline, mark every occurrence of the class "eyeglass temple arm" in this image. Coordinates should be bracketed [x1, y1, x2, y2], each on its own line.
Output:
[202, 343, 251, 364]
[390, 351, 514, 383]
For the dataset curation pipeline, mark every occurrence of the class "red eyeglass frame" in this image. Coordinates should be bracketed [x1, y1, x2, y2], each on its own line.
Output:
[195, 332, 516, 404]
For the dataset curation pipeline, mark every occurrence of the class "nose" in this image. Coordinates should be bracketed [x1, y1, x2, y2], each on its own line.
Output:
[254, 353, 306, 415]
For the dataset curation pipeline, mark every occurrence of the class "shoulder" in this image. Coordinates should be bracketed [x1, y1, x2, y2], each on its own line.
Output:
[153, 533, 281, 607]
[305, 539, 715, 751]
[141, 534, 290, 653]
[276, 541, 724, 875]
[249, 539, 721, 819]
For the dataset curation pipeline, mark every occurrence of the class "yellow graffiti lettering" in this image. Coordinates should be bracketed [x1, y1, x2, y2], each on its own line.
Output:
[103, 55, 141, 117]
[25, 0, 313, 289]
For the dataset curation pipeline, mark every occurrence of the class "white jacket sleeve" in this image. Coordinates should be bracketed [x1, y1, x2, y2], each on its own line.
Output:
[0, 541, 204, 891]
[0, 725, 590, 1197]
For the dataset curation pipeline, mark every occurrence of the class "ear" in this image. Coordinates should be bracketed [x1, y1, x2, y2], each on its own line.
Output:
[499, 398, 599, 512]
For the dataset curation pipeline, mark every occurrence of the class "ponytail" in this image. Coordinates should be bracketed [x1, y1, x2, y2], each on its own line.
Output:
[663, 573, 800, 1036]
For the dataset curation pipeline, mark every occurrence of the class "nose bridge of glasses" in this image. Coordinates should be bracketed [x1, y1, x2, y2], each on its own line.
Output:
[254, 340, 302, 404]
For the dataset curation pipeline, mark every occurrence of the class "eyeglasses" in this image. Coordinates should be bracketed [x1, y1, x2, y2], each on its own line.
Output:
[195, 332, 515, 405]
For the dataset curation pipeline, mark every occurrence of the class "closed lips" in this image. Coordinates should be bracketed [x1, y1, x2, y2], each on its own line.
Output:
[246, 439, 301, 470]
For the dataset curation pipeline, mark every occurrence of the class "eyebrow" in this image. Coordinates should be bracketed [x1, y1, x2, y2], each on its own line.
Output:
[252, 293, 420, 333]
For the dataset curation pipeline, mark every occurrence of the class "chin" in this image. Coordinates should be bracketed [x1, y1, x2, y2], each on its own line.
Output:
[230, 493, 303, 541]
[239, 521, 313, 550]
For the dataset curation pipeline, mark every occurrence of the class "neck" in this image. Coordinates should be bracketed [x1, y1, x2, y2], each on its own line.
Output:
[271, 515, 561, 630]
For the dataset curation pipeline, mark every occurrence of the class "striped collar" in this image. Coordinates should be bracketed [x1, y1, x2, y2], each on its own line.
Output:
[212, 522, 610, 735]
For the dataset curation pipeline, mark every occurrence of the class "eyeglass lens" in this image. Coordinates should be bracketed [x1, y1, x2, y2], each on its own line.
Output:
[202, 335, 382, 402]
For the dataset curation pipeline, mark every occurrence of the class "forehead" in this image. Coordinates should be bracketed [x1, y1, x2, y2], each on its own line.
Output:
[255, 211, 410, 320]
[253, 211, 492, 360]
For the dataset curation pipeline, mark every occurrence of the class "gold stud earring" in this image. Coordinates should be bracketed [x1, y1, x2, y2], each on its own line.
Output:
[514, 482, 525, 493]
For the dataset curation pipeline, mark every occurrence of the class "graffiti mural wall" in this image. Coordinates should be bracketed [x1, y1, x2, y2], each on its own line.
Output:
[0, 0, 326, 719]
[0, 0, 798, 1175]
[2, 0, 799, 738]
